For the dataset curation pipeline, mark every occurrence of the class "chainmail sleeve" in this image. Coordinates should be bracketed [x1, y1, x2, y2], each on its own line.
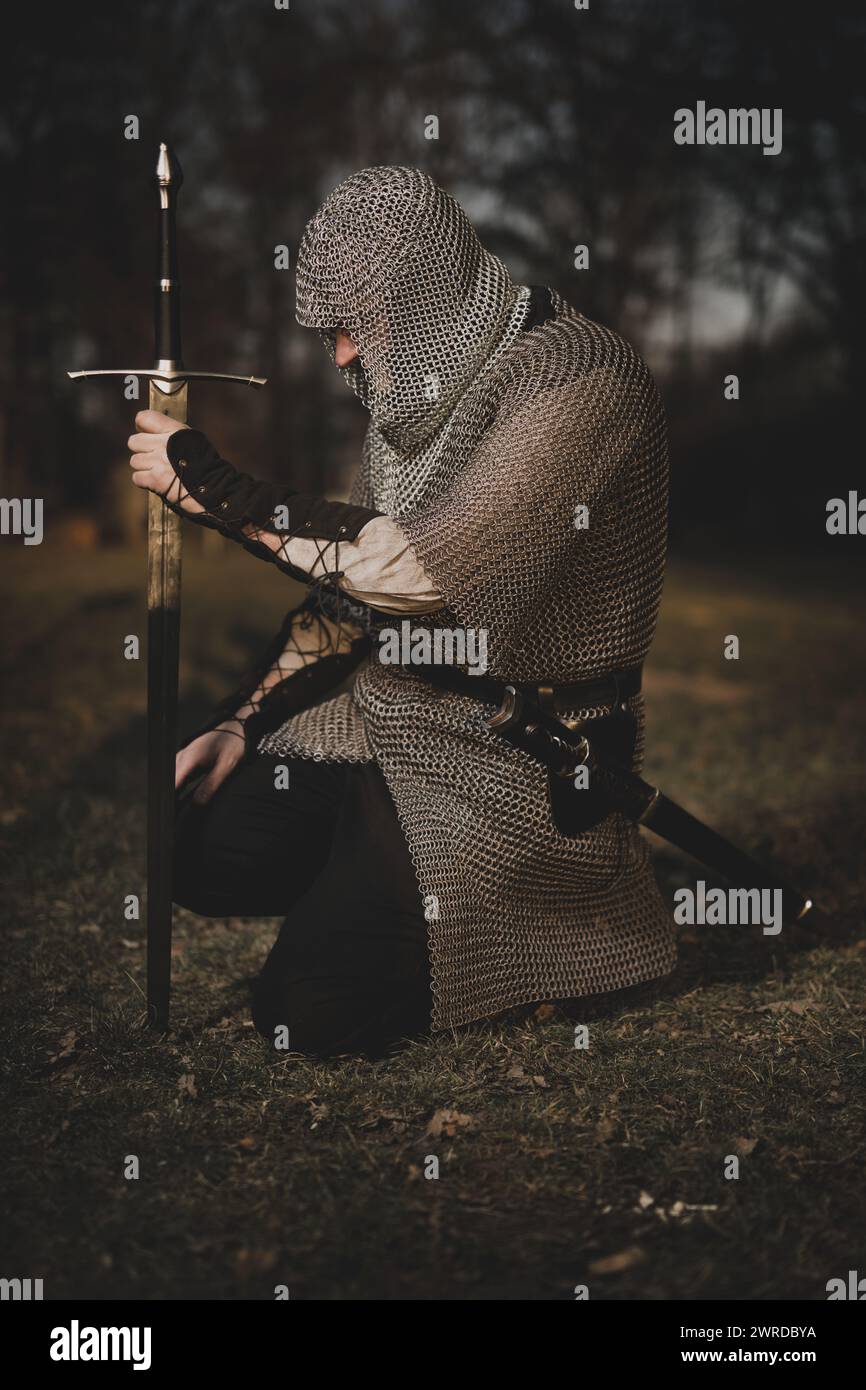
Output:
[401, 318, 668, 681]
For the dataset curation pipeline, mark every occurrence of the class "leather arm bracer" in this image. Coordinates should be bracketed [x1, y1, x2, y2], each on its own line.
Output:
[164, 428, 383, 582]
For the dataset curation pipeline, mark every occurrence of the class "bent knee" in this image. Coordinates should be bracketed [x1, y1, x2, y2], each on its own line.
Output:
[172, 875, 221, 918]
[171, 800, 242, 917]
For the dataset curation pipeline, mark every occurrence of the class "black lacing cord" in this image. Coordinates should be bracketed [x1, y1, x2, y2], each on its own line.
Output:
[159, 471, 365, 739]
[158, 468, 351, 601]
[229, 599, 355, 737]
[256, 527, 351, 657]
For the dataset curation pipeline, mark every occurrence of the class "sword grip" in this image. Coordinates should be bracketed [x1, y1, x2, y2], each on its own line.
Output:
[155, 203, 181, 362]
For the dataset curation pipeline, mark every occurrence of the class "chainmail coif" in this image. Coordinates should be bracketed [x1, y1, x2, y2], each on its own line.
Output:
[261, 166, 675, 1029]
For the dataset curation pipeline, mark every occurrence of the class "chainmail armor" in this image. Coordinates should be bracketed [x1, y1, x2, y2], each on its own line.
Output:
[260, 167, 675, 1029]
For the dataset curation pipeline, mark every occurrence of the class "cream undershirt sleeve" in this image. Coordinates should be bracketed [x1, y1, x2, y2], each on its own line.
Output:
[282, 514, 442, 615]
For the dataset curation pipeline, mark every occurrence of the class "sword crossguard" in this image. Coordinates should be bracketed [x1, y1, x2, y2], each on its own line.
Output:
[68, 368, 267, 392]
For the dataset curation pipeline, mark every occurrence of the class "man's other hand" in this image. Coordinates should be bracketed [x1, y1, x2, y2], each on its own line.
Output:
[128, 410, 206, 513]
[176, 723, 246, 805]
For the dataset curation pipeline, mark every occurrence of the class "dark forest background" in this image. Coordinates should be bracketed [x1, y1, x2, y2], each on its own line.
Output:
[0, 0, 863, 555]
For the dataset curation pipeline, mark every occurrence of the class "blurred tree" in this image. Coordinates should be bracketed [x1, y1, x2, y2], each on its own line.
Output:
[0, 0, 862, 551]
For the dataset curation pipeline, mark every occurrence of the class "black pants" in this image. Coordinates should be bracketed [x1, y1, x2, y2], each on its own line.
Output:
[173, 754, 432, 1057]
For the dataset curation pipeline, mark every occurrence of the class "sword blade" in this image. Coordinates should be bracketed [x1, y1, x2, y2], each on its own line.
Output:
[146, 378, 186, 1029]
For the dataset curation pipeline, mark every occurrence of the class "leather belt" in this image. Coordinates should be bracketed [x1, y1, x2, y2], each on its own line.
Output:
[391, 661, 642, 713]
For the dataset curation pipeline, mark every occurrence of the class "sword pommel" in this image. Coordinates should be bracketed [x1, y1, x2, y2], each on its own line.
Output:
[156, 142, 184, 206]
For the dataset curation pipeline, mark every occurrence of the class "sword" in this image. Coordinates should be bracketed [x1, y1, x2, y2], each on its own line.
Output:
[487, 685, 815, 925]
[68, 144, 266, 1029]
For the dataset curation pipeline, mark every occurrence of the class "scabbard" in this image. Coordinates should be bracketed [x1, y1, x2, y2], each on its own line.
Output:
[636, 787, 810, 924]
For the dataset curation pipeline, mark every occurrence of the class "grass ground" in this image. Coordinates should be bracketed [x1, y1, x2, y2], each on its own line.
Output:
[1, 542, 864, 1300]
